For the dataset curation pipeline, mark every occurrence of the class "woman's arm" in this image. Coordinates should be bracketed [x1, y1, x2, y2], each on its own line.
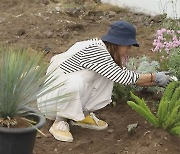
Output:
[80, 45, 139, 85]
[135, 73, 157, 87]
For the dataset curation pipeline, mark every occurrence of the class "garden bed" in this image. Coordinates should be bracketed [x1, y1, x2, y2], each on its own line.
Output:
[0, 0, 179, 153]
[35, 101, 180, 154]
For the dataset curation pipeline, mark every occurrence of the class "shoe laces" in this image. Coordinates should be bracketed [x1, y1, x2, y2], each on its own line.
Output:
[54, 121, 70, 131]
[90, 112, 100, 126]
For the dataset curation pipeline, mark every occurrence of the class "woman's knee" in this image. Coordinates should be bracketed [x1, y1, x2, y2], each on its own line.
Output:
[66, 75, 86, 93]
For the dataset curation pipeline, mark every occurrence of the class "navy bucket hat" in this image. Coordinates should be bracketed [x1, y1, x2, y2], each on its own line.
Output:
[101, 21, 139, 47]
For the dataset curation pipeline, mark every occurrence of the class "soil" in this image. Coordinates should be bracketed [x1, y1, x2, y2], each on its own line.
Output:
[0, 0, 179, 154]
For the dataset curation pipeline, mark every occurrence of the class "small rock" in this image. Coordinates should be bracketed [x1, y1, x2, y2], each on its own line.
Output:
[163, 136, 168, 140]
[43, 46, 51, 54]
[108, 11, 116, 18]
[43, 0, 50, 5]
[43, 30, 53, 38]
[107, 128, 114, 133]
[60, 31, 70, 39]
[16, 29, 26, 36]
[64, 7, 83, 17]
[150, 14, 167, 23]
[55, 7, 61, 12]
[127, 123, 138, 132]
[117, 139, 122, 142]
[159, 142, 163, 146]
[68, 148, 72, 151]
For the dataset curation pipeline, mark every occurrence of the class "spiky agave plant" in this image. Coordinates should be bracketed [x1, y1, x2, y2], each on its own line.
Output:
[127, 81, 180, 136]
[0, 47, 68, 128]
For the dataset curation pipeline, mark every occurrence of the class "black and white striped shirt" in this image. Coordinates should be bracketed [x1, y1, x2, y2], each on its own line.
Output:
[60, 38, 139, 85]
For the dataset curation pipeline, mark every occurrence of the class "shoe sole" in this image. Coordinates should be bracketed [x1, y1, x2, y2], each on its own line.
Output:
[49, 127, 73, 142]
[70, 121, 108, 130]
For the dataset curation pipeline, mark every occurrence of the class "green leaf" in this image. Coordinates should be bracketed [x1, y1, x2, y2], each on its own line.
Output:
[130, 92, 152, 113]
[168, 87, 180, 112]
[127, 101, 158, 127]
[173, 122, 180, 127]
[0, 47, 69, 119]
[161, 81, 176, 101]
[163, 105, 180, 130]
[170, 126, 180, 136]
[157, 98, 169, 125]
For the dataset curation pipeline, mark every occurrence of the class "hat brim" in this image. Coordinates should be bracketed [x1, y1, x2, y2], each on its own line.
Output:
[101, 35, 140, 47]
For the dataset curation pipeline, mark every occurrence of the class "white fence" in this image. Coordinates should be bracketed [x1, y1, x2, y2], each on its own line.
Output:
[101, 0, 180, 19]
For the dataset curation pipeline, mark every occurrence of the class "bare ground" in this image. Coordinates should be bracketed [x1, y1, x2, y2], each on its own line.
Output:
[0, 0, 179, 154]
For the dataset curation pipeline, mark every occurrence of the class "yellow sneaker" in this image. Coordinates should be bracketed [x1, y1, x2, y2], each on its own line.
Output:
[71, 112, 108, 130]
[49, 121, 73, 142]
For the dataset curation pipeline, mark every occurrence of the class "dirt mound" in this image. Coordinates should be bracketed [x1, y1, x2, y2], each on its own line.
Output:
[0, 0, 158, 59]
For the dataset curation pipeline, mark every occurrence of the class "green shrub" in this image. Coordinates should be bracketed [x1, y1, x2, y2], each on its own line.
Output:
[112, 56, 161, 103]
[127, 81, 180, 136]
[112, 84, 135, 103]
[161, 17, 180, 31]
[126, 56, 160, 73]
[168, 47, 180, 80]
[127, 56, 162, 93]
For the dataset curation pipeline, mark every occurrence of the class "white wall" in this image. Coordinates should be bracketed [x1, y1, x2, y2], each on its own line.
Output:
[101, 0, 180, 19]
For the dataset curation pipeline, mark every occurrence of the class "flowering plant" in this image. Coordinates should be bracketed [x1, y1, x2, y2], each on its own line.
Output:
[152, 28, 180, 71]
[152, 28, 180, 53]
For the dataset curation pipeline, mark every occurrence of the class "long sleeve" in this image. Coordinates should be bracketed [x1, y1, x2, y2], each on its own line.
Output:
[79, 45, 139, 85]
[60, 38, 139, 85]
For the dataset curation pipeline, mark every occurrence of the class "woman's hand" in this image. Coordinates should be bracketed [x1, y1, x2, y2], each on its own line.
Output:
[135, 72, 173, 87]
[154, 72, 173, 87]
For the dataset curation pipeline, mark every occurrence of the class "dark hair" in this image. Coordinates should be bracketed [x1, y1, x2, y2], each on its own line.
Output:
[103, 41, 122, 68]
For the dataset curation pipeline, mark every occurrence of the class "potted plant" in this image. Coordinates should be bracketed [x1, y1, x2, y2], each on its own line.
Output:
[0, 47, 67, 154]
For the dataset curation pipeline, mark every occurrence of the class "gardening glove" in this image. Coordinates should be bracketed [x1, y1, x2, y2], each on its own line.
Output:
[155, 71, 174, 87]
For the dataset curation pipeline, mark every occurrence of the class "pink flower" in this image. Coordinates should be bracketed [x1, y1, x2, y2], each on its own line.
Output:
[157, 30, 162, 35]
[158, 35, 163, 40]
[152, 28, 180, 53]
[161, 28, 166, 33]
[177, 30, 180, 34]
